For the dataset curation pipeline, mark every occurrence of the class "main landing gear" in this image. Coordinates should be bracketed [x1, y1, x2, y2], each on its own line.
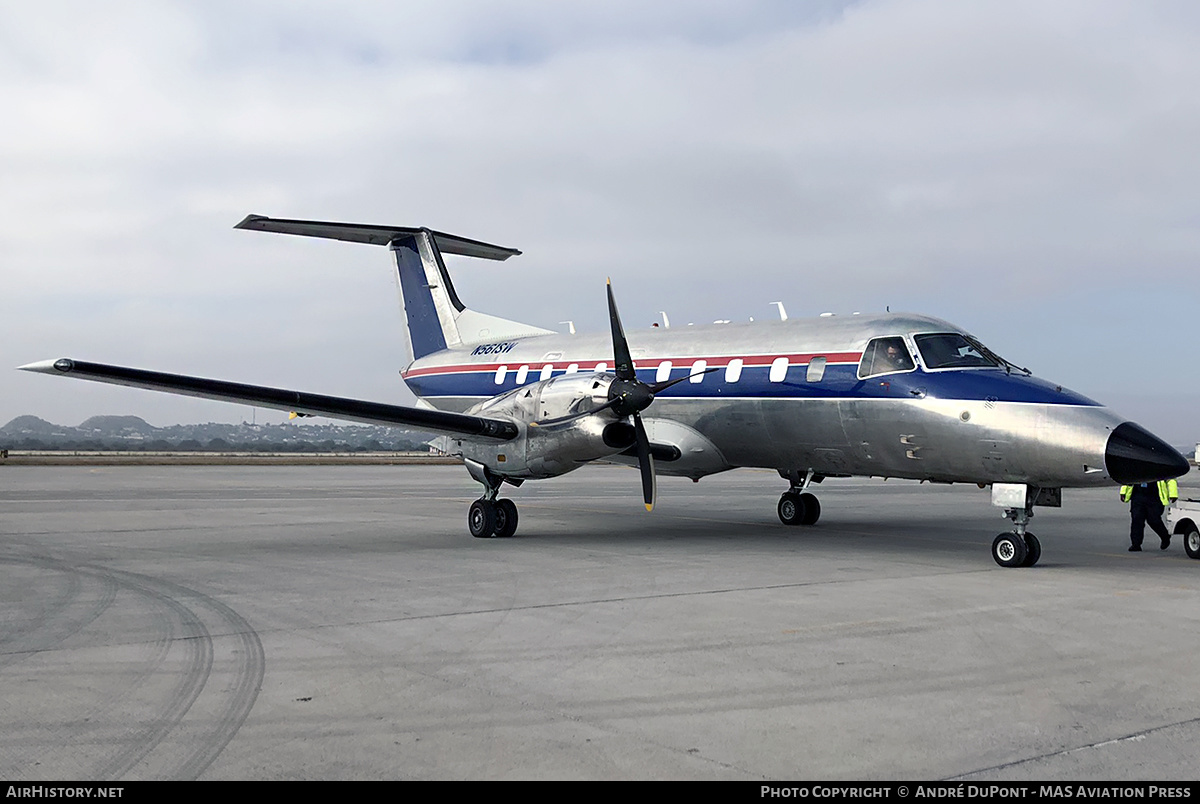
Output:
[468, 498, 519, 539]
[464, 458, 522, 539]
[991, 504, 1041, 568]
[777, 469, 821, 527]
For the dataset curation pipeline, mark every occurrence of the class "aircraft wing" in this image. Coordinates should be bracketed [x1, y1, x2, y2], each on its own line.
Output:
[17, 358, 519, 441]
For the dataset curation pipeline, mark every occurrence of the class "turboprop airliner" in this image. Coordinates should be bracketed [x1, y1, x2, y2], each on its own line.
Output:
[19, 215, 1190, 567]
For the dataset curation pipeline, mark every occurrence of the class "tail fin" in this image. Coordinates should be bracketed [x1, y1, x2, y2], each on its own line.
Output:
[235, 215, 554, 359]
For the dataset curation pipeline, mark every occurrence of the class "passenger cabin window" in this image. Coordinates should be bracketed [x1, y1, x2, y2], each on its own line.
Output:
[540, 364, 554, 381]
[595, 362, 608, 374]
[769, 357, 789, 383]
[859, 337, 915, 378]
[690, 360, 707, 383]
[494, 365, 508, 385]
[913, 333, 1001, 370]
[566, 363, 580, 374]
[656, 361, 672, 383]
[806, 356, 827, 383]
[725, 359, 743, 383]
[515, 365, 530, 384]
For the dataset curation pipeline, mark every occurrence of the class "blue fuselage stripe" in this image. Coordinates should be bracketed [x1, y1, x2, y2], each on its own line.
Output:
[403, 364, 1099, 406]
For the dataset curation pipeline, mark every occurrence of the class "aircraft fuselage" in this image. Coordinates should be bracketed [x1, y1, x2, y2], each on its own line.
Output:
[404, 312, 1129, 488]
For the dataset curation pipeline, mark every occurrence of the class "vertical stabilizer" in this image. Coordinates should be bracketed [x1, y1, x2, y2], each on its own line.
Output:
[390, 231, 458, 357]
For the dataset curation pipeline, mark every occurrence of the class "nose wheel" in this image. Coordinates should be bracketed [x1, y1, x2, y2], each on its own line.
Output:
[992, 531, 1040, 567]
[1020, 532, 1041, 566]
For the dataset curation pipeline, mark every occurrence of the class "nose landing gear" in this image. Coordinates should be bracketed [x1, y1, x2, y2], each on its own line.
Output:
[992, 494, 1041, 567]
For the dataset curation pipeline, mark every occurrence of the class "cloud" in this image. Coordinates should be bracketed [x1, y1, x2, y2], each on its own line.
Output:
[3, 1, 1199, 441]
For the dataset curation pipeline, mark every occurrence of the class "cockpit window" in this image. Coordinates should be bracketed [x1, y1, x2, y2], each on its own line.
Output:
[858, 337, 915, 378]
[914, 333, 1001, 370]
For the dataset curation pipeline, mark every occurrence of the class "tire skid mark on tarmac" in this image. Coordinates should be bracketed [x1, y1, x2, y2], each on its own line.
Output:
[0, 549, 264, 780]
[80, 566, 265, 781]
[90, 568, 215, 780]
[0, 549, 177, 780]
[0, 555, 119, 669]
[107, 568, 265, 781]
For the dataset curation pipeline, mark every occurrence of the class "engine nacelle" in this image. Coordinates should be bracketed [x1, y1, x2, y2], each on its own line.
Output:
[468, 371, 615, 424]
[438, 373, 633, 479]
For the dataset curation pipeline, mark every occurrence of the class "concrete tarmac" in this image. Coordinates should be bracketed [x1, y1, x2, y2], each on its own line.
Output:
[1, 464, 1198, 781]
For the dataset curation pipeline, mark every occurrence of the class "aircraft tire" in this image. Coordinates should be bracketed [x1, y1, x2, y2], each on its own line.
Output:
[799, 493, 821, 526]
[1021, 532, 1041, 567]
[469, 500, 497, 538]
[1184, 527, 1200, 560]
[494, 499, 519, 538]
[777, 492, 806, 526]
[991, 533, 1028, 568]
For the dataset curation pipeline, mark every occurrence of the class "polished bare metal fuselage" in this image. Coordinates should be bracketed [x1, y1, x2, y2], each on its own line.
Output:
[407, 312, 1123, 489]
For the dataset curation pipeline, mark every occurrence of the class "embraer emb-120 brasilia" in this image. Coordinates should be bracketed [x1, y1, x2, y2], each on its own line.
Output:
[20, 215, 1190, 567]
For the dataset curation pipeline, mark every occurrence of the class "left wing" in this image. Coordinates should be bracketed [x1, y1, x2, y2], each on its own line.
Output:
[17, 358, 518, 441]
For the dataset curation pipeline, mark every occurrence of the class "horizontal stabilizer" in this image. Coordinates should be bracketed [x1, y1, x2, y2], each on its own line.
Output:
[234, 215, 521, 261]
[17, 359, 518, 441]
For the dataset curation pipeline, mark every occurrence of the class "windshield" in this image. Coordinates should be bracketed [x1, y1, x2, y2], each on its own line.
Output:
[914, 333, 1001, 370]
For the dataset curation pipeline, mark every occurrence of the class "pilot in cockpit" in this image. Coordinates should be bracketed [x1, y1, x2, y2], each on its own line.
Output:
[883, 343, 904, 368]
[860, 336, 915, 377]
[879, 339, 913, 372]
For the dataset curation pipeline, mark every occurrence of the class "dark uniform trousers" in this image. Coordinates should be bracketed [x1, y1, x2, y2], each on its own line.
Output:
[1129, 484, 1170, 548]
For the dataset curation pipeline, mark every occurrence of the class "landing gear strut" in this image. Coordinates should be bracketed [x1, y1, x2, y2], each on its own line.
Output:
[992, 504, 1040, 567]
[988, 484, 1057, 568]
[777, 469, 821, 527]
[465, 459, 521, 539]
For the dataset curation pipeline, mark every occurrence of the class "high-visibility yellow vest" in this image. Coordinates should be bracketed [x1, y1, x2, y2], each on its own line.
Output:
[1120, 479, 1179, 505]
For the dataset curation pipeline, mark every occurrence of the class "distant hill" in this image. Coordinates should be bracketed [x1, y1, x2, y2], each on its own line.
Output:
[0, 414, 433, 452]
[1, 415, 61, 435]
[77, 415, 156, 435]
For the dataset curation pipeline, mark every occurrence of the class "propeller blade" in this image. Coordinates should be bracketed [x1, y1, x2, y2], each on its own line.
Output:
[648, 367, 720, 394]
[531, 397, 620, 427]
[606, 279, 636, 381]
[633, 413, 657, 511]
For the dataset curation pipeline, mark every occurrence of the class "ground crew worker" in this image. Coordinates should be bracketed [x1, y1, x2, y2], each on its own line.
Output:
[1120, 479, 1179, 551]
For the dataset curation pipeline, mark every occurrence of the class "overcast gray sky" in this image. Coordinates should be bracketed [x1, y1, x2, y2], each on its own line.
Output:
[4, 1, 1199, 443]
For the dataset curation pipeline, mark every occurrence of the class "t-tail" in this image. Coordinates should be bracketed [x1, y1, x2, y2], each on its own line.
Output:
[235, 215, 554, 359]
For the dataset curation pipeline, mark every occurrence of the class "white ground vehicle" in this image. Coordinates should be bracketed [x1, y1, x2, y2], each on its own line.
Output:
[1165, 499, 1200, 559]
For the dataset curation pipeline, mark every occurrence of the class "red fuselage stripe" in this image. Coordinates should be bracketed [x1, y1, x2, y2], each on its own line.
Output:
[402, 352, 864, 379]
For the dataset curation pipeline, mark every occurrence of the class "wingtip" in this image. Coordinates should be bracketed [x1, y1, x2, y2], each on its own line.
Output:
[233, 214, 268, 230]
[17, 358, 69, 374]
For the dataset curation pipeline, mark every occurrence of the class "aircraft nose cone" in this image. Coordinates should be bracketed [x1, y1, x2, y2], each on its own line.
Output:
[1105, 422, 1190, 484]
